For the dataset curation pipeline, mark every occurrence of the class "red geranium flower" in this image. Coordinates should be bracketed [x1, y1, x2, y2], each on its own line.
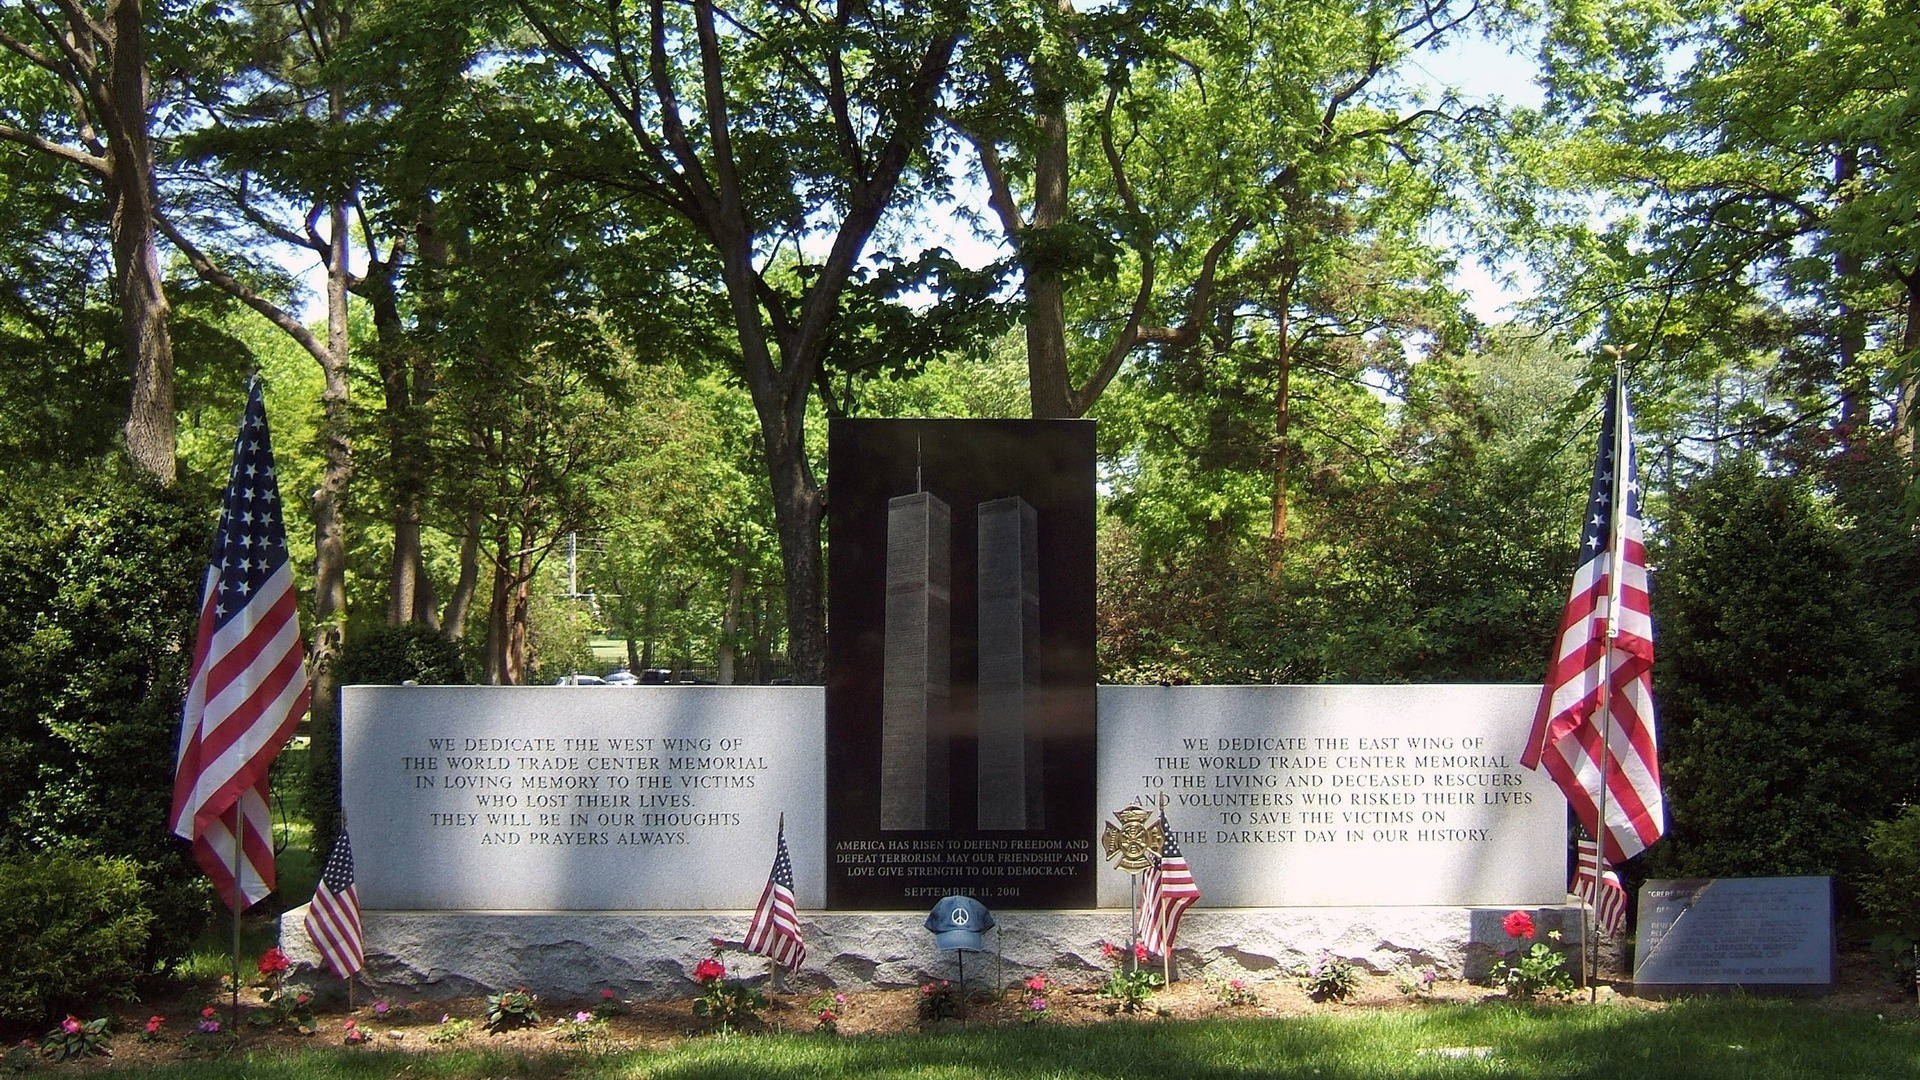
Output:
[258, 946, 290, 974]
[1134, 943, 1149, 962]
[1502, 910, 1536, 940]
[693, 957, 726, 983]
[201, 1007, 217, 1020]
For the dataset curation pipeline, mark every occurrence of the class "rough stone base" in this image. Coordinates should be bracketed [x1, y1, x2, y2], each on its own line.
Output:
[280, 904, 1584, 1001]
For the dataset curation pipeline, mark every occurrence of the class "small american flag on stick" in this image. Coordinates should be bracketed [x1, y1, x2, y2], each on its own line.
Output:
[306, 828, 363, 978]
[1573, 833, 1629, 938]
[1139, 818, 1200, 958]
[742, 817, 805, 971]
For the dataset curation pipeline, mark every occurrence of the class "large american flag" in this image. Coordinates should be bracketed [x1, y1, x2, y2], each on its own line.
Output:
[742, 819, 805, 971]
[1523, 371, 1664, 865]
[1139, 821, 1200, 958]
[1573, 833, 1629, 937]
[305, 828, 363, 978]
[170, 378, 310, 911]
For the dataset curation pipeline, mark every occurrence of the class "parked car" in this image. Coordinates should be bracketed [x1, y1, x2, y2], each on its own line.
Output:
[604, 667, 639, 685]
[553, 673, 607, 685]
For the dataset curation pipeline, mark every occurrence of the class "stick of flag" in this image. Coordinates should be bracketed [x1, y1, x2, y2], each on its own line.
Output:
[171, 377, 311, 912]
[742, 815, 805, 972]
[1139, 815, 1201, 980]
[1522, 362, 1665, 867]
[306, 826, 364, 982]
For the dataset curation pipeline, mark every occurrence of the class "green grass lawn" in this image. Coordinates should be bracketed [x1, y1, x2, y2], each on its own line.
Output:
[85, 999, 1920, 1080]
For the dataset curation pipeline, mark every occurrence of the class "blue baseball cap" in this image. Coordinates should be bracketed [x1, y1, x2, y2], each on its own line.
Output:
[924, 895, 995, 951]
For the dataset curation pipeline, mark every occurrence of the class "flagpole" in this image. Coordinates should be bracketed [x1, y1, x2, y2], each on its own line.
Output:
[231, 822, 244, 1028]
[1588, 345, 1632, 1003]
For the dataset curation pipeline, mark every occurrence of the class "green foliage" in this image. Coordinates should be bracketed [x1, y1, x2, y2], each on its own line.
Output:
[1298, 951, 1357, 1003]
[0, 460, 214, 970]
[1097, 944, 1163, 1013]
[1649, 462, 1918, 894]
[0, 853, 153, 1024]
[915, 980, 959, 1023]
[39, 1016, 112, 1062]
[1862, 806, 1920, 933]
[483, 988, 541, 1033]
[332, 623, 470, 686]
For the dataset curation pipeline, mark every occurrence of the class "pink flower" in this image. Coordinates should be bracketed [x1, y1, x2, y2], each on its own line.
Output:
[1101, 942, 1117, 959]
[1502, 910, 1536, 941]
[601, 988, 617, 1000]
[145, 1016, 164, 1035]
[833, 993, 846, 1006]
[1134, 943, 1149, 962]
[371, 999, 387, 1015]
[574, 1011, 592, 1024]
[1025, 974, 1048, 992]
[693, 957, 726, 983]
[258, 947, 289, 974]
[61, 1017, 81, 1035]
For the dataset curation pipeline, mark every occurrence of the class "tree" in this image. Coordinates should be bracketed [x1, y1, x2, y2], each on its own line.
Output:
[949, 0, 1491, 566]
[0, 0, 180, 482]
[1650, 461, 1916, 889]
[503, 0, 970, 682]
[1520, 0, 1919, 470]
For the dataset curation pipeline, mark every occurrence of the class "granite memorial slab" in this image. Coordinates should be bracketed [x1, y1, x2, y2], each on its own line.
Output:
[341, 685, 824, 910]
[1094, 684, 1567, 908]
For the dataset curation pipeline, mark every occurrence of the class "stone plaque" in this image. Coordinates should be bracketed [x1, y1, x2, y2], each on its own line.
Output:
[1094, 685, 1566, 907]
[1633, 877, 1833, 989]
[826, 419, 1098, 909]
[341, 685, 823, 910]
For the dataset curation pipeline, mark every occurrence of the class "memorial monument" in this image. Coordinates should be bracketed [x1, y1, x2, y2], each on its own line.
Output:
[284, 417, 1582, 999]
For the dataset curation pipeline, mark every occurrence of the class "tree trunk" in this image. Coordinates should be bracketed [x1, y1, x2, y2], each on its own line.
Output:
[104, 0, 175, 485]
[1267, 270, 1297, 579]
[442, 502, 483, 639]
[307, 194, 354, 855]
[1898, 274, 1919, 465]
[717, 555, 745, 685]
[1026, 92, 1073, 419]
[484, 520, 513, 684]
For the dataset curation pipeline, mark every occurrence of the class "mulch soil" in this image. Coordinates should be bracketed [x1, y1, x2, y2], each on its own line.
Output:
[13, 949, 1917, 1070]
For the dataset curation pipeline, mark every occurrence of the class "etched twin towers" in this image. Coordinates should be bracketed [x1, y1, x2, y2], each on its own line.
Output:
[882, 489, 1044, 831]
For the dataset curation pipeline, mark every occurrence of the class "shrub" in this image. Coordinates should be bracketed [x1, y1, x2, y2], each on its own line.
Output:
[1862, 806, 1920, 932]
[332, 623, 470, 687]
[313, 623, 472, 849]
[0, 463, 214, 969]
[1649, 464, 1917, 899]
[0, 853, 154, 1023]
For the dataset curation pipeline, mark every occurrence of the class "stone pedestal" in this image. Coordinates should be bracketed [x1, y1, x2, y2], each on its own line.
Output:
[280, 903, 1584, 1000]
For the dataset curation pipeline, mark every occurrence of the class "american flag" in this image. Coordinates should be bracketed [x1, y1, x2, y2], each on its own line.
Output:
[742, 819, 805, 971]
[1573, 833, 1629, 937]
[305, 828, 363, 978]
[1139, 821, 1201, 958]
[1523, 370, 1664, 865]
[170, 378, 310, 911]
